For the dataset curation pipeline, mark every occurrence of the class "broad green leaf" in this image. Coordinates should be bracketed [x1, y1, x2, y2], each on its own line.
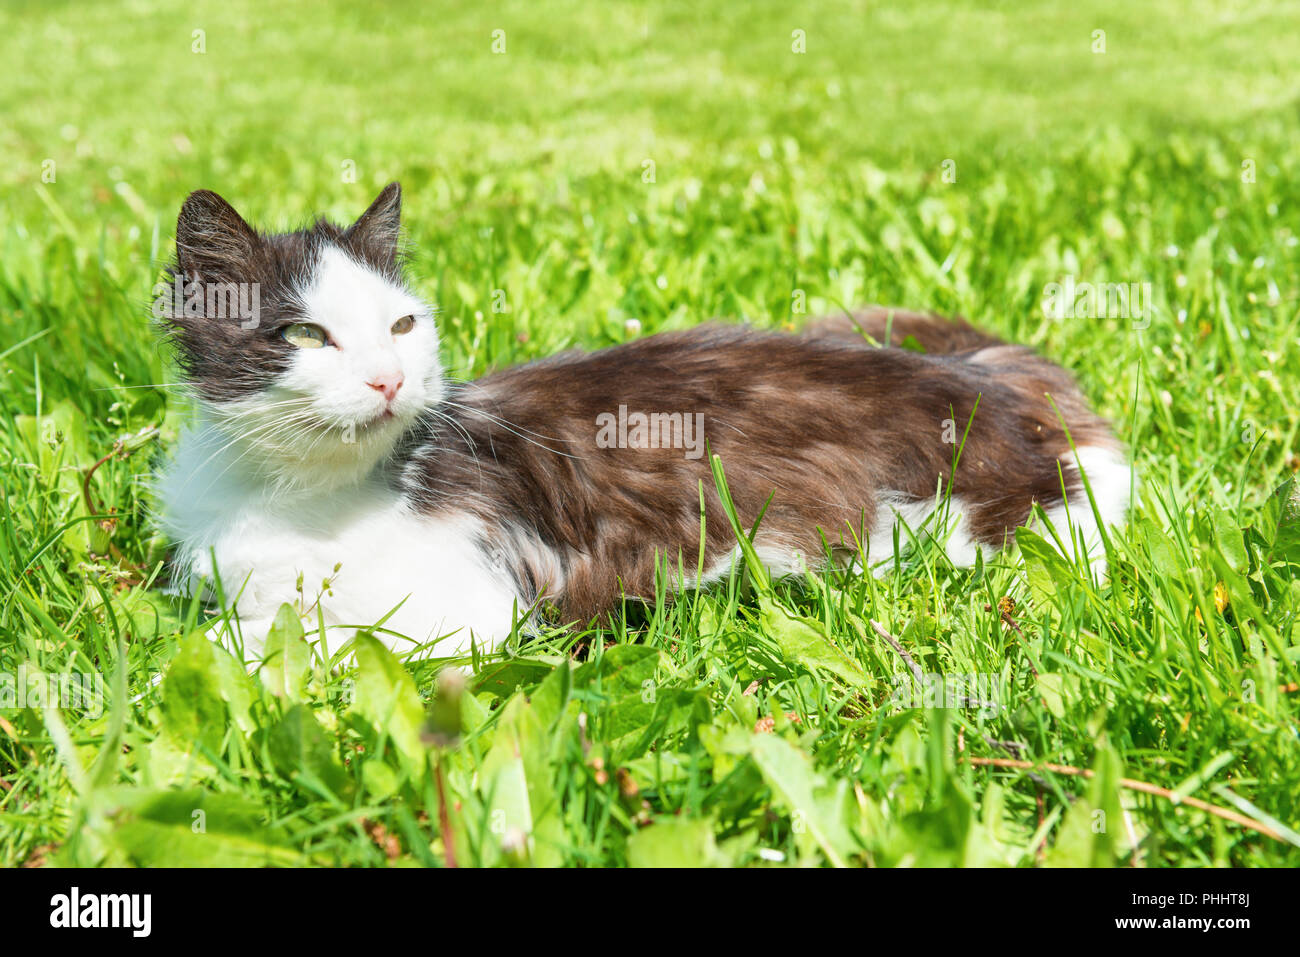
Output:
[362, 759, 400, 799]
[527, 659, 574, 729]
[604, 688, 702, 760]
[1139, 517, 1185, 580]
[1210, 508, 1248, 573]
[480, 694, 563, 866]
[964, 781, 1020, 867]
[889, 777, 977, 867]
[209, 641, 256, 736]
[473, 655, 563, 698]
[1044, 746, 1123, 867]
[100, 788, 300, 867]
[1016, 526, 1071, 603]
[760, 598, 869, 688]
[1262, 476, 1300, 563]
[268, 704, 348, 797]
[571, 645, 698, 759]
[349, 633, 427, 777]
[114, 588, 180, 644]
[1035, 672, 1076, 719]
[574, 644, 661, 698]
[749, 732, 855, 867]
[697, 722, 757, 781]
[628, 816, 725, 867]
[15, 401, 95, 553]
[146, 731, 217, 786]
[259, 604, 311, 701]
[160, 632, 228, 755]
[461, 690, 493, 738]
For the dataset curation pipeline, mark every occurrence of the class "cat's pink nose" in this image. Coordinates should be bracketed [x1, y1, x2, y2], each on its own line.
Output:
[367, 373, 404, 402]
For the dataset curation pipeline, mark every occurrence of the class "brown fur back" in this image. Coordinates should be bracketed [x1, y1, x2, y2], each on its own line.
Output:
[400, 313, 1118, 625]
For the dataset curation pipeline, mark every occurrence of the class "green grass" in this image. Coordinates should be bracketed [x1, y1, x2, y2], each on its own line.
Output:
[2, 0, 1300, 867]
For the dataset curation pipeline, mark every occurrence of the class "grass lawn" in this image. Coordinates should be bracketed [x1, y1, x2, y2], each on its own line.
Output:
[2, 0, 1299, 867]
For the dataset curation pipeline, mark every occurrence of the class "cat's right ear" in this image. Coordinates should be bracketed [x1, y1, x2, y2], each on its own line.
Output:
[175, 190, 261, 282]
[344, 182, 402, 273]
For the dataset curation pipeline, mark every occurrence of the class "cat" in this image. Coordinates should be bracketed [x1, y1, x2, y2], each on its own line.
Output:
[154, 183, 1132, 663]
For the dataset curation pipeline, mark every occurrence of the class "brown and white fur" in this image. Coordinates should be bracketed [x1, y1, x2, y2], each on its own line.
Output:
[155, 183, 1131, 662]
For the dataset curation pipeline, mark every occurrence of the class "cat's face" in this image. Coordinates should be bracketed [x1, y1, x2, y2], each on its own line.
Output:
[159, 183, 443, 485]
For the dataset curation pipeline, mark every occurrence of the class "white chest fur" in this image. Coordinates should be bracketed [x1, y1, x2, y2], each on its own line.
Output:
[156, 419, 521, 663]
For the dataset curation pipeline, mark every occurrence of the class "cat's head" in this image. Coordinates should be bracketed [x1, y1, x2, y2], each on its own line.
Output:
[157, 183, 443, 487]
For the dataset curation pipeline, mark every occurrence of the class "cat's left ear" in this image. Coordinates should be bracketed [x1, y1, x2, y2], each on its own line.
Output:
[344, 182, 402, 272]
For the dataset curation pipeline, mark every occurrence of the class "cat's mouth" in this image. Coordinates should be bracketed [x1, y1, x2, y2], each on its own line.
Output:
[356, 407, 401, 431]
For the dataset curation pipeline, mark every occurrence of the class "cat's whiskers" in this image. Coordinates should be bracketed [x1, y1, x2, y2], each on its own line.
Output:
[412, 405, 485, 491]
[447, 377, 577, 444]
[176, 413, 323, 494]
[92, 381, 188, 392]
[179, 402, 330, 490]
[439, 398, 585, 461]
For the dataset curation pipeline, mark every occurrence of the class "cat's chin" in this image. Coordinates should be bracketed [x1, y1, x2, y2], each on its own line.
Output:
[206, 408, 413, 494]
[282, 415, 411, 489]
[356, 407, 399, 429]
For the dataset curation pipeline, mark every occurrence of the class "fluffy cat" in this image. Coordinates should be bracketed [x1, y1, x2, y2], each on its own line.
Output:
[155, 183, 1132, 663]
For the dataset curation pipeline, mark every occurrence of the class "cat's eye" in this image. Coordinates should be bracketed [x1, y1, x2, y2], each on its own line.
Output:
[282, 323, 328, 349]
[391, 315, 415, 335]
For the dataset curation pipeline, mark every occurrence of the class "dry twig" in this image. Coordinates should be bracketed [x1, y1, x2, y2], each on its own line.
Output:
[965, 756, 1286, 843]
